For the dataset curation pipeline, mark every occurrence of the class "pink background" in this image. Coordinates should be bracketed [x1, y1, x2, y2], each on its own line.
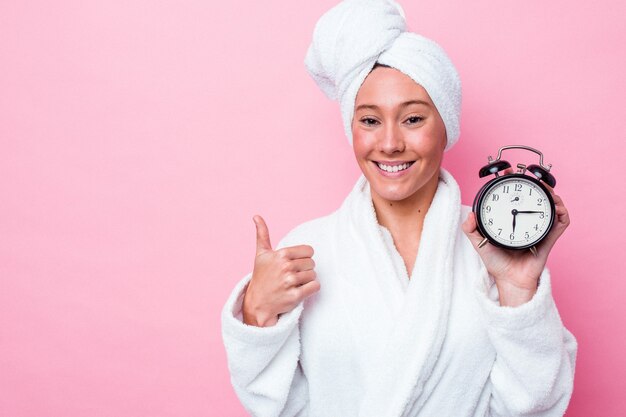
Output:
[1, 1, 624, 416]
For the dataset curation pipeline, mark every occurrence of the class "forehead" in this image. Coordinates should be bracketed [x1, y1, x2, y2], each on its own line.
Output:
[355, 66, 432, 108]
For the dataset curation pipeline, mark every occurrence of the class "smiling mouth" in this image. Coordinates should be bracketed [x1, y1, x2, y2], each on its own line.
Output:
[374, 160, 416, 173]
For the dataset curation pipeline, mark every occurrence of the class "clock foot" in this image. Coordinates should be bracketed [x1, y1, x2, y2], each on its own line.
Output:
[529, 246, 538, 257]
[478, 237, 489, 249]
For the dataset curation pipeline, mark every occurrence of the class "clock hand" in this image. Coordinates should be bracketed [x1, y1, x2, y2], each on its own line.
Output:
[512, 211, 517, 234]
[516, 210, 544, 214]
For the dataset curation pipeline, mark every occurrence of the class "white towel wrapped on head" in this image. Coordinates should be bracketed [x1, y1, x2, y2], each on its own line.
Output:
[304, 0, 462, 151]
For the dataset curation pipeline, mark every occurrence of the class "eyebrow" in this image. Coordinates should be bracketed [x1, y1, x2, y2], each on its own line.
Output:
[355, 100, 430, 112]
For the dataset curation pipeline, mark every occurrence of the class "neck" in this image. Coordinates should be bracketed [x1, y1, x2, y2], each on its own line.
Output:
[370, 169, 440, 234]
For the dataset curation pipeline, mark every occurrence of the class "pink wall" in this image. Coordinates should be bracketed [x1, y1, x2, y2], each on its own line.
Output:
[1, 1, 624, 415]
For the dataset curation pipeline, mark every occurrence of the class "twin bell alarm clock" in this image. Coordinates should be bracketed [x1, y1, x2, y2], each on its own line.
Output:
[472, 145, 556, 256]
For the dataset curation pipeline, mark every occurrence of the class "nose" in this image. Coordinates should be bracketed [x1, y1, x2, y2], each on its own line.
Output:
[378, 123, 405, 154]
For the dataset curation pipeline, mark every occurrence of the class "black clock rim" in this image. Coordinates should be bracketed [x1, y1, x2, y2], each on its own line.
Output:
[472, 173, 556, 251]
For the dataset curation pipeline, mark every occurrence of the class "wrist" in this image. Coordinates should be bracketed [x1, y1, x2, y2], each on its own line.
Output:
[242, 291, 278, 327]
[495, 279, 538, 307]
[242, 308, 279, 327]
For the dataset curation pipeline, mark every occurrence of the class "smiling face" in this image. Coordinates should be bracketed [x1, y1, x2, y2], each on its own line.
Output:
[352, 65, 447, 204]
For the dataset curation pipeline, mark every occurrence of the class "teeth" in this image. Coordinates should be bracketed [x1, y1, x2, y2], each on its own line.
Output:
[376, 162, 413, 173]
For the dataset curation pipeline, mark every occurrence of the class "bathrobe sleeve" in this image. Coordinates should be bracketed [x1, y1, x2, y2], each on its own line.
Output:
[475, 265, 578, 417]
[221, 231, 309, 417]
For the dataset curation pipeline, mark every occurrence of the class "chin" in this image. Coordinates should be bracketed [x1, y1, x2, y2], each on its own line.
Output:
[375, 186, 416, 202]
[364, 164, 440, 204]
[367, 177, 415, 202]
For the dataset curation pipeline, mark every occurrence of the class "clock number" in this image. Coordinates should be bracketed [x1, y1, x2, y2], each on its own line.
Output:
[488, 218, 493, 225]
[503, 185, 510, 194]
[491, 194, 500, 202]
[525, 232, 530, 239]
[515, 184, 522, 192]
[539, 212, 545, 219]
[510, 233, 515, 240]
[485, 205, 491, 213]
[529, 188, 533, 196]
[534, 224, 539, 231]
[537, 198, 543, 206]
[497, 228, 502, 236]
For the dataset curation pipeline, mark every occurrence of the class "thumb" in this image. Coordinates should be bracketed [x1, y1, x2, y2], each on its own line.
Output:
[461, 211, 477, 236]
[462, 211, 483, 248]
[253, 215, 273, 254]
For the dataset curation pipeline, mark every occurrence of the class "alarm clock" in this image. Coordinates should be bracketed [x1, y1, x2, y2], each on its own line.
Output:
[472, 145, 557, 256]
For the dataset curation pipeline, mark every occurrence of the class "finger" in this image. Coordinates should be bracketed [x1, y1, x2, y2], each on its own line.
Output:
[466, 231, 487, 249]
[296, 279, 321, 300]
[462, 212, 492, 250]
[554, 204, 570, 226]
[293, 269, 317, 286]
[461, 212, 483, 240]
[277, 244, 315, 260]
[538, 206, 570, 254]
[253, 215, 272, 254]
[540, 188, 568, 227]
[282, 269, 316, 289]
[461, 211, 478, 235]
[551, 193, 563, 206]
[536, 227, 559, 258]
[463, 218, 484, 248]
[546, 191, 568, 223]
[288, 257, 316, 272]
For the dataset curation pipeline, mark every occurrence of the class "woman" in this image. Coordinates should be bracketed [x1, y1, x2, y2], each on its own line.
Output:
[221, 1, 577, 416]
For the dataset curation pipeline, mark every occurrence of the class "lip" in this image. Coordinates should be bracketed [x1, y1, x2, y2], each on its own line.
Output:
[372, 160, 415, 177]
[374, 160, 415, 166]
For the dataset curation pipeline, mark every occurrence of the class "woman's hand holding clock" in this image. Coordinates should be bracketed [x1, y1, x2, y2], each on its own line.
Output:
[242, 215, 320, 327]
[462, 168, 571, 307]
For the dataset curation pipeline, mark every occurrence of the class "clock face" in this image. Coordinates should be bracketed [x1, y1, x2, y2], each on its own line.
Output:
[476, 175, 555, 249]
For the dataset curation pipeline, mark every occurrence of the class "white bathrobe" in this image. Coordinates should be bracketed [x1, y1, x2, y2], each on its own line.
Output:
[221, 167, 577, 417]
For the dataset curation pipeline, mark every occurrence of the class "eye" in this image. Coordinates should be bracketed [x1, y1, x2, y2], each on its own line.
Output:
[360, 117, 380, 126]
[405, 115, 424, 124]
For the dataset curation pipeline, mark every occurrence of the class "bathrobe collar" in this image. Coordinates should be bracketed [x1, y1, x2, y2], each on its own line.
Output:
[331, 167, 461, 417]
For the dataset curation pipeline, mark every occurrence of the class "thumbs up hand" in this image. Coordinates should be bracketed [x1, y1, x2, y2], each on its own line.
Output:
[242, 215, 320, 327]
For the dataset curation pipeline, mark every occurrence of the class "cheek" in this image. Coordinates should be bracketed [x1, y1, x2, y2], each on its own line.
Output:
[408, 123, 446, 154]
[352, 129, 376, 158]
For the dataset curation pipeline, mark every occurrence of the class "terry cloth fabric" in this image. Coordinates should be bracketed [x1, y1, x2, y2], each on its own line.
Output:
[221, 167, 578, 417]
[304, 0, 462, 151]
